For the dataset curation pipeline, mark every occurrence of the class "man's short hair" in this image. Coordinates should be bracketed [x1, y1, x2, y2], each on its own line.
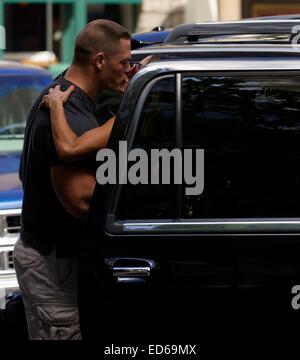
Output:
[73, 19, 131, 65]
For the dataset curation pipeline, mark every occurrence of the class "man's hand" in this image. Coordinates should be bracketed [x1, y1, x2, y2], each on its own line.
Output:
[42, 85, 75, 108]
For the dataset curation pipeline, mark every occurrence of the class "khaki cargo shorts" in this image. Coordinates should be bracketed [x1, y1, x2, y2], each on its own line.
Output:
[13, 237, 81, 340]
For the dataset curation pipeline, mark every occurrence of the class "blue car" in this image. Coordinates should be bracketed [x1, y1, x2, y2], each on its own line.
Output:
[131, 26, 171, 49]
[0, 61, 52, 307]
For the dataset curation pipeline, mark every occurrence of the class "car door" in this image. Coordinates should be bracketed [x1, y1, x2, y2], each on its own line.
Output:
[86, 66, 300, 325]
[86, 71, 239, 321]
[180, 70, 300, 311]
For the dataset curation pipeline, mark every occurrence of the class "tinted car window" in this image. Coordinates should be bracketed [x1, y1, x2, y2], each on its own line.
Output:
[117, 77, 176, 219]
[182, 73, 300, 218]
[0, 75, 50, 153]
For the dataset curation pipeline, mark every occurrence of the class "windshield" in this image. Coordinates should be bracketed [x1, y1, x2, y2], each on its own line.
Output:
[0, 75, 51, 153]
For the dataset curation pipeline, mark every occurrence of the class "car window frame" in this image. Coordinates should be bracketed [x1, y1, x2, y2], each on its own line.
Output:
[105, 68, 300, 235]
[105, 74, 177, 231]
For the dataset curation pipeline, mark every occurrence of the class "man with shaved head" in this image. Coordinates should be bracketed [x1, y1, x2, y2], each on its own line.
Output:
[13, 19, 132, 340]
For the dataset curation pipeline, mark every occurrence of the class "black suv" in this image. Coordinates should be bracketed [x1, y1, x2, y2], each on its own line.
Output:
[79, 43, 300, 339]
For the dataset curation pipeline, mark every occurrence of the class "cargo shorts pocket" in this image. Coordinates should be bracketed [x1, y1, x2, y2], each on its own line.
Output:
[36, 303, 81, 340]
[13, 241, 43, 269]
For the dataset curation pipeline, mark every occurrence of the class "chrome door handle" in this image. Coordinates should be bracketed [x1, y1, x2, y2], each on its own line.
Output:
[104, 257, 159, 284]
[112, 266, 151, 277]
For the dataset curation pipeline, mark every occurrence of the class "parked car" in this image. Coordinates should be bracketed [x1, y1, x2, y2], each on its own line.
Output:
[76, 42, 300, 339]
[0, 61, 52, 308]
[131, 26, 171, 49]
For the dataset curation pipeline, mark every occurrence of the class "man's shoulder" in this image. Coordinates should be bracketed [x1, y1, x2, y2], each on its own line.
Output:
[54, 79, 99, 134]
[32, 76, 98, 136]
[55, 78, 94, 112]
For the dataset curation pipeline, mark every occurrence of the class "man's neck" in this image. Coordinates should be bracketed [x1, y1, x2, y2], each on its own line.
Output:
[64, 65, 99, 101]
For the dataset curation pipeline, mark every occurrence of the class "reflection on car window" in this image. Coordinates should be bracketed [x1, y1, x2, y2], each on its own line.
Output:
[0, 76, 49, 152]
[117, 77, 176, 219]
[182, 73, 300, 218]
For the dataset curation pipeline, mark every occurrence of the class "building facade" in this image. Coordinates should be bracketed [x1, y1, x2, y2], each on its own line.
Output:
[1, 0, 300, 63]
[0, 0, 142, 63]
[137, 0, 300, 32]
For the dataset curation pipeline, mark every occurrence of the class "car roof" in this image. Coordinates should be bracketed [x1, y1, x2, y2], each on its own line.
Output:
[131, 19, 300, 50]
[0, 60, 52, 77]
[246, 14, 300, 20]
[129, 44, 300, 91]
[136, 58, 300, 73]
[132, 43, 300, 56]
[164, 19, 300, 44]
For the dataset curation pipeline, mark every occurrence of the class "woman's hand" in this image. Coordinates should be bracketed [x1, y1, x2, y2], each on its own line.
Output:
[119, 55, 155, 96]
[119, 78, 129, 96]
[42, 85, 75, 108]
[127, 55, 155, 80]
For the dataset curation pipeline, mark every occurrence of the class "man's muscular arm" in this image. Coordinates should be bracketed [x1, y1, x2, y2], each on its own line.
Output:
[51, 165, 96, 219]
[42, 85, 115, 162]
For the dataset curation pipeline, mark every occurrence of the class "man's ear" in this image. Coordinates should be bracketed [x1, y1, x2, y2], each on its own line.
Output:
[94, 52, 105, 70]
